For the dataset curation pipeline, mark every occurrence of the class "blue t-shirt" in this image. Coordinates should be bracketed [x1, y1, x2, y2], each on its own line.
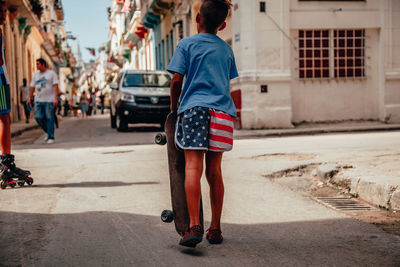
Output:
[167, 33, 239, 117]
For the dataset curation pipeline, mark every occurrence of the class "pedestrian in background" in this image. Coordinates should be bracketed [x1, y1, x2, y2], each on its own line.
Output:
[63, 91, 70, 117]
[72, 92, 79, 117]
[57, 93, 62, 115]
[99, 92, 105, 114]
[19, 78, 31, 123]
[79, 91, 89, 118]
[90, 91, 96, 115]
[27, 58, 59, 144]
[0, 0, 31, 187]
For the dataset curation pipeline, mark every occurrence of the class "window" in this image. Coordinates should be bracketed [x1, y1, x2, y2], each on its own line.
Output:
[298, 29, 365, 79]
[334, 29, 365, 78]
[298, 30, 330, 78]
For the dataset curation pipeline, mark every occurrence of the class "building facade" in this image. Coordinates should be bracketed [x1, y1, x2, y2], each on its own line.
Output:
[104, 0, 400, 128]
[231, 0, 400, 128]
[3, 0, 76, 122]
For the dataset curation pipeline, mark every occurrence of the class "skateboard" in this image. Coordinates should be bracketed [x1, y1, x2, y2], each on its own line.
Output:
[155, 112, 204, 236]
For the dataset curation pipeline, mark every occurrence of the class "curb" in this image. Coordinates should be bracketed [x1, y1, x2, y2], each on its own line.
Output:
[317, 164, 399, 211]
[11, 125, 40, 138]
[234, 124, 400, 139]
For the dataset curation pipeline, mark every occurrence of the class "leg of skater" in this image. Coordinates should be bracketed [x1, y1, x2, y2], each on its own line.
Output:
[184, 150, 205, 228]
[179, 149, 205, 247]
[205, 151, 225, 244]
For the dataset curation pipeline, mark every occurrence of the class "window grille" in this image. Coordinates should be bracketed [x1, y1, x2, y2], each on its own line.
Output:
[298, 30, 330, 78]
[334, 29, 365, 78]
[298, 29, 366, 79]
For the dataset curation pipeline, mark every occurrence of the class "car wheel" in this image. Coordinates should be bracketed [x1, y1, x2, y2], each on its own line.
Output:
[110, 110, 116, 128]
[116, 110, 128, 132]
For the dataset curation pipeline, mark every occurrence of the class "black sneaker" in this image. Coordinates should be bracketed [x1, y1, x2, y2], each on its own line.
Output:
[206, 229, 223, 244]
[179, 225, 203, 248]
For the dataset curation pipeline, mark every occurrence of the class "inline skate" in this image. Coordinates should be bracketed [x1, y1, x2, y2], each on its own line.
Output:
[0, 154, 33, 189]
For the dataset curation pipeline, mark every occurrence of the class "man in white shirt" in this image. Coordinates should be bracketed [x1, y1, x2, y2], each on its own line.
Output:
[27, 58, 59, 144]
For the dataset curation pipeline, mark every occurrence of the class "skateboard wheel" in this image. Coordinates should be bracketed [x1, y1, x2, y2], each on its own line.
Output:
[155, 133, 167, 145]
[161, 209, 174, 223]
[18, 182, 25, 187]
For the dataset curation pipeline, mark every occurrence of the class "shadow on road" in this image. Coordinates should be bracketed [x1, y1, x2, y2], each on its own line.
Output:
[1, 211, 399, 266]
[32, 181, 160, 188]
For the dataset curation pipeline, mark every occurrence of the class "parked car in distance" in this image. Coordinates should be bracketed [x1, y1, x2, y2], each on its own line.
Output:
[110, 70, 171, 131]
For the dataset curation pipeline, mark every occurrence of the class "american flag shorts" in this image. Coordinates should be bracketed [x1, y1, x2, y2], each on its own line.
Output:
[175, 106, 234, 152]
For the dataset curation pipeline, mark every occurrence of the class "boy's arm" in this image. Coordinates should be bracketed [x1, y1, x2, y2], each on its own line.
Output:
[170, 73, 183, 113]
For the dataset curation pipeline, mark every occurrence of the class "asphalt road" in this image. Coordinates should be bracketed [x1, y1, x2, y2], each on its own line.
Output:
[1, 115, 399, 266]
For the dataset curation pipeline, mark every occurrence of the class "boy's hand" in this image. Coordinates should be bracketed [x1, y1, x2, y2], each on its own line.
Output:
[170, 73, 183, 113]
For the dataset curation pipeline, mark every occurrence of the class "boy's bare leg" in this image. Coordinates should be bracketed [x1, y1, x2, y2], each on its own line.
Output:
[205, 151, 224, 230]
[0, 114, 11, 154]
[184, 149, 205, 228]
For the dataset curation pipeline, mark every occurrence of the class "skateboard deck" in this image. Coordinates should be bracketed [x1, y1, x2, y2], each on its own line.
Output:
[155, 112, 204, 236]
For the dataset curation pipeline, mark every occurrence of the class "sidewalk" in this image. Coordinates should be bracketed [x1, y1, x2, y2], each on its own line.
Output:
[234, 120, 400, 139]
[11, 118, 400, 211]
[235, 120, 400, 212]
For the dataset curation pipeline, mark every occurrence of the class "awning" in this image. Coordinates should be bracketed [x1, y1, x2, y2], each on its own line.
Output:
[150, 0, 173, 16]
[141, 11, 160, 29]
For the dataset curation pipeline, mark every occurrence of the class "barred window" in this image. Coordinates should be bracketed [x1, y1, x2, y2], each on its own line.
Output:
[298, 30, 330, 78]
[334, 29, 365, 78]
[298, 29, 366, 79]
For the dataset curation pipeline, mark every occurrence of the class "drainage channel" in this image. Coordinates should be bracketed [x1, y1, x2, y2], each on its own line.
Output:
[316, 197, 375, 211]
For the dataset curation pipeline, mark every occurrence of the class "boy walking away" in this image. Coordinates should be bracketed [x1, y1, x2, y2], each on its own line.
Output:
[20, 78, 31, 123]
[0, 0, 31, 188]
[27, 58, 59, 144]
[167, 0, 238, 248]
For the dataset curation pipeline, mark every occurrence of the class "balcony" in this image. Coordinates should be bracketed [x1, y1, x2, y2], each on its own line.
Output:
[54, 0, 64, 21]
[8, 0, 40, 26]
[41, 31, 61, 64]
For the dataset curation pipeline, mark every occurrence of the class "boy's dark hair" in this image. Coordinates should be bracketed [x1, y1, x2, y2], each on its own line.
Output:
[36, 58, 47, 67]
[0, 1, 6, 7]
[200, 0, 231, 33]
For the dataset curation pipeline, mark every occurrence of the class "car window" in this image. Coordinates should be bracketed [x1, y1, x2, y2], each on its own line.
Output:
[122, 73, 171, 87]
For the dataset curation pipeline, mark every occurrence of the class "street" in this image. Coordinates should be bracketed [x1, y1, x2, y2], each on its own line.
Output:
[1, 115, 399, 266]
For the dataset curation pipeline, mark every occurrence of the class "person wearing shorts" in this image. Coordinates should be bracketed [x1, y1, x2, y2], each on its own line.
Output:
[79, 91, 89, 118]
[167, 0, 238, 248]
[0, 0, 31, 182]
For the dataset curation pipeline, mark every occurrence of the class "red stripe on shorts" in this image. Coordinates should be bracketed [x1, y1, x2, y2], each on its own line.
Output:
[210, 122, 234, 133]
[209, 145, 225, 151]
[209, 134, 233, 145]
[212, 111, 233, 121]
